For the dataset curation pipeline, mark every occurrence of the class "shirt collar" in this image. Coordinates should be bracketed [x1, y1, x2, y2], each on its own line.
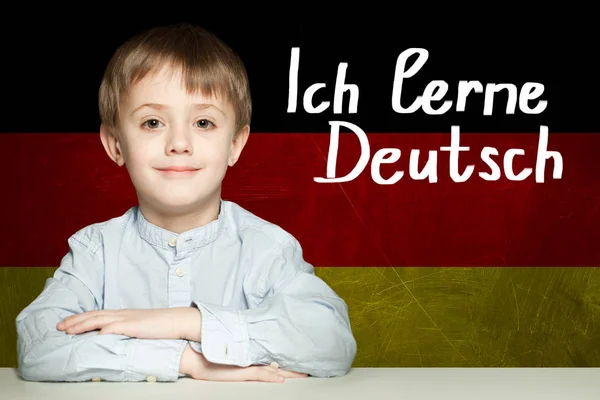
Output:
[135, 199, 225, 251]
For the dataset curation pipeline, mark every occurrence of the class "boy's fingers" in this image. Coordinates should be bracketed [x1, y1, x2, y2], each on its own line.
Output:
[58, 310, 110, 329]
[277, 369, 308, 378]
[98, 321, 127, 335]
[265, 362, 308, 379]
[66, 315, 119, 334]
[58, 314, 91, 329]
[196, 363, 300, 383]
[251, 366, 285, 383]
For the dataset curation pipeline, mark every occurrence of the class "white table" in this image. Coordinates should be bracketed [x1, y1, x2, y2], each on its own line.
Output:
[2, 367, 599, 400]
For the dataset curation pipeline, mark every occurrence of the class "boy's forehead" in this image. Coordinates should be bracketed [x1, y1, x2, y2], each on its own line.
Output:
[123, 66, 232, 113]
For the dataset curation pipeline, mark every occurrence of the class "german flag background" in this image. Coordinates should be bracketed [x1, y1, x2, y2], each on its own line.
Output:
[1, 15, 599, 368]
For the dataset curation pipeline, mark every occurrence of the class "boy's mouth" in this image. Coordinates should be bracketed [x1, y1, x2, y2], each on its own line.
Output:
[155, 166, 201, 176]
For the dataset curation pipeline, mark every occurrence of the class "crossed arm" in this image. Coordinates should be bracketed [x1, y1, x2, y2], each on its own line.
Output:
[56, 307, 305, 382]
[56, 307, 203, 342]
[16, 234, 357, 383]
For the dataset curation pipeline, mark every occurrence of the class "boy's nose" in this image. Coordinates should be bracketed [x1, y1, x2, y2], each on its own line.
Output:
[166, 131, 193, 155]
[168, 142, 192, 154]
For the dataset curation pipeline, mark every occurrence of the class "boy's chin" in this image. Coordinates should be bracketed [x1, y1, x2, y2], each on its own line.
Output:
[148, 194, 215, 214]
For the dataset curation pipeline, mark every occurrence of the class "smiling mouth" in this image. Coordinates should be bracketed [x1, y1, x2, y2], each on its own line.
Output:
[155, 166, 201, 175]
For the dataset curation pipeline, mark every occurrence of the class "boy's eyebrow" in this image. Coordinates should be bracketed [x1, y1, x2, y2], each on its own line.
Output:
[193, 103, 226, 117]
[131, 103, 226, 117]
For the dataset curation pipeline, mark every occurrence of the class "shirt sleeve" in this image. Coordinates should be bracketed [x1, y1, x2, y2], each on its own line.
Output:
[16, 233, 188, 383]
[190, 235, 357, 378]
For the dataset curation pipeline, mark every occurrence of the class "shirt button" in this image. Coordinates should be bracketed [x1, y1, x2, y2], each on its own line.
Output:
[168, 237, 177, 247]
[176, 267, 185, 277]
[146, 376, 157, 383]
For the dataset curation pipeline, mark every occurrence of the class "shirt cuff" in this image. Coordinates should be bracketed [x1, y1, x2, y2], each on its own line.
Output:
[193, 302, 251, 366]
[127, 339, 188, 382]
[189, 340, 203, 354]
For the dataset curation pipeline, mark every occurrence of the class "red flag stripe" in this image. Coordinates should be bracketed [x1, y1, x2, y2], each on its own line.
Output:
[2, 131, 598, 267]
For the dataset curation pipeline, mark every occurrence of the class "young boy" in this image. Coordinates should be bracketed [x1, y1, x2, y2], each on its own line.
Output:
[15, 23, 357, 383]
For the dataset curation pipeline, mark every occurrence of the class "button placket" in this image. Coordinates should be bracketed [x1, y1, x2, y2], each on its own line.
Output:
[168, 246, 191, 308]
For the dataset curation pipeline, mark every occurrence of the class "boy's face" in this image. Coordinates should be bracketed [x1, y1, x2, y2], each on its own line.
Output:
[101, 65, 249, 217]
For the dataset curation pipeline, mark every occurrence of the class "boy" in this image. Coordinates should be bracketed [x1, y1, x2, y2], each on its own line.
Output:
[15, 23, 357, 383]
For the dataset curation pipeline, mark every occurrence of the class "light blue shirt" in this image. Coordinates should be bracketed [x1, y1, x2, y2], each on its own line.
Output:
[16, 199, 357, 382]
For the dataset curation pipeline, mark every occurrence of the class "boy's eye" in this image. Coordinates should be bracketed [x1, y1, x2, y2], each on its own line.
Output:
[143, 119, 163, 129]
[195, 119, 214, 129]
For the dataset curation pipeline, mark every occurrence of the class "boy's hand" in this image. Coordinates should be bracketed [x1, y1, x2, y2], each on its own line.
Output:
[56, 307, 202, 341]
[179, 344, 308, 383]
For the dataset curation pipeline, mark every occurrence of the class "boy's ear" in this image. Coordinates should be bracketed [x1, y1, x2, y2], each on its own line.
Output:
[100, 124, 125, 167]
[228, 125, 250, 167]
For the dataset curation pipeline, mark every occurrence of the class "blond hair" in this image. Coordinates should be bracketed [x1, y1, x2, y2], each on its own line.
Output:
[99, 23, 252, 135]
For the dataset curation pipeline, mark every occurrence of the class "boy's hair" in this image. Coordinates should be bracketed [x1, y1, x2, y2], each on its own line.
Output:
[99, 23, 252, 135]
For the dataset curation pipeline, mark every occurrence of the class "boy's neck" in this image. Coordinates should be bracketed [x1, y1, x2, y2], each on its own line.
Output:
[138, 197, 221, 234]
